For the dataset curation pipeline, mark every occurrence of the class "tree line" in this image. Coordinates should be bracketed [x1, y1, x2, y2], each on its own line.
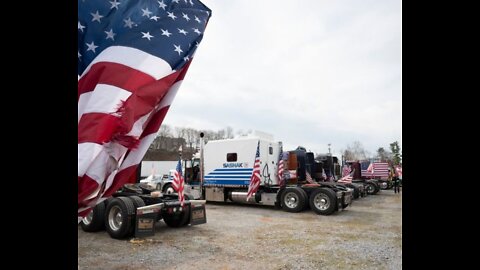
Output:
[146, 125, 402, 166]
[341, 141, 402, 166]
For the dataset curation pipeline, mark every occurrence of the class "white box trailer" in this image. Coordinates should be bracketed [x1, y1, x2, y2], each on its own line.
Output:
[198, 135, 353, 215]
[140, 161, 177, 178]
[204, 137, 281, 187]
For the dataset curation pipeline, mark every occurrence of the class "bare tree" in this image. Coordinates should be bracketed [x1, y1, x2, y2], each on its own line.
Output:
[158, 124, 172, 138]
[343, 141, 368, 161]
[225, 126, 234, 139]
[376, 147, 392, 162]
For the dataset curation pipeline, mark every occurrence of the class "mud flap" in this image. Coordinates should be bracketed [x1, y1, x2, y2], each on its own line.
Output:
[190, 203, 207, 225]
[134, 203, 163, 238]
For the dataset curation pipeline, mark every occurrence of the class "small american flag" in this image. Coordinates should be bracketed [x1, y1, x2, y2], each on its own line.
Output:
[338, 169, 354, 184]
[306, 171, 314, 183]
[172, 159, 185, 206]
[246, 141, 261, 201]
[321, 168, 327, 180]
[342, 165, 351, 177]
[277, 151, 285, 187]
[394, 165, 402, 177]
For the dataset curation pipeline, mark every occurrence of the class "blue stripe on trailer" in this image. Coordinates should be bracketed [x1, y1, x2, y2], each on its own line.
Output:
[209, 172, 252, 175]
[214, 168, 253, 172]
[203, 179, 251, 186]
[205, 175, 251, 179]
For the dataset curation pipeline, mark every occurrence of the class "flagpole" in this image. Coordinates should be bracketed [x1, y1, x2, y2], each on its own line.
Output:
[199, 132, 205, 199]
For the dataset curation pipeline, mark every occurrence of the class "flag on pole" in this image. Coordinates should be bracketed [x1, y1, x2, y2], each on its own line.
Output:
[277, 151, 285, 187]
[246, 141, 261, 201]
[305, 171, 314, 183]
[172, 159, 185, 206]
[321, 168, 327, 180]
[338, 169, 354, 184]
[394, 165, 402, 177]
[342, 165, 351, 177]
[77, 0, 211, 221]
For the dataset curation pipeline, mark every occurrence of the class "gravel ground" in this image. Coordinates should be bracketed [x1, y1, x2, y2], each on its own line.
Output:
[78, 189, 402, 270]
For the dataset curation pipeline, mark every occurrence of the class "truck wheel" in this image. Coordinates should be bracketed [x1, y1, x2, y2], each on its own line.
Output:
[309, 188, 337, 215]
[349, 186, 360, 199]
[373, 183, 380, 194]
[105, 197, 136, 239]
[366, 183, 376, 195]
[80, 202, 106, 232]
[163, 183, 175, 195]
[281, 187, 306, 213]
[163, 204, 191, 227]
[129, 196, 146, 209]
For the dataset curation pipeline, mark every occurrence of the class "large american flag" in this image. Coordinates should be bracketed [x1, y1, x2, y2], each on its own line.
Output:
[246, 141, 261, 201]
[77, 0, 211, 221]
[361, 162, 390, 178]
[172, 159, 185, 206]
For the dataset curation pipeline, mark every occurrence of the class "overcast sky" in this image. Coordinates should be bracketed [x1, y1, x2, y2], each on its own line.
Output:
[162, 0, 402, 157]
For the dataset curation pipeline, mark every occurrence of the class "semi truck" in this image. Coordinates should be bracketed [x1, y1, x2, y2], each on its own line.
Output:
[345, 160, 381, 195]
[80, 183, 207, 239]
[196, 133, 353, 215]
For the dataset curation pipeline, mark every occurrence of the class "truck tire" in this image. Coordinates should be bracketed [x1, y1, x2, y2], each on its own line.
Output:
[129, 195, 146, 209]
[80, 202, 106, 232]
[366, 182, 376, 195]
[309, 188, 337, 215]
[373, 182, 380, 194]
[347, 185, 360, 199]
[163, 204, 191, 227]
[163, 183, 175, 195]
[105, 197, 136, 239]
[281, 187, 307, 213]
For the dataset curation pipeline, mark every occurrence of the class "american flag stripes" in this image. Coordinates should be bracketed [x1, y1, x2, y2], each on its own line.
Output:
[394, 165, 402, 177]
[246, 141, 261, 201]
[362, 162, 390, 178]
[305, 171, 314, 183]
[277, 151, 285, 187]
[338, 169, 354, 184]
[366, 163, 374, 173]
[77, 0, 211, 221]
[342, 164, 351, 177]
[172, 159, 185, 206]
[321, 168, 327, 180]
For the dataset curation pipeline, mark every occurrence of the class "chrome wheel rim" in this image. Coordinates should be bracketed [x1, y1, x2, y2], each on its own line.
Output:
[313, 193, 330, 211]
[82, 211, 93, 225]
[108, 205, 123, 231]
[284, 192, 299, 209]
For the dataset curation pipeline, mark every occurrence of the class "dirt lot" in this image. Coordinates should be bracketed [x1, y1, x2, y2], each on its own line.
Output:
[78, 189, 402, 270]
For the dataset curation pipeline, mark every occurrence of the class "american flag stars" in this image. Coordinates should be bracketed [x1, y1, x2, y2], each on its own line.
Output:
[78, 0, 210, 72]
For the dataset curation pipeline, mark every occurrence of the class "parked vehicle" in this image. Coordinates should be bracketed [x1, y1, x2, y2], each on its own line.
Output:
[80, 183, 207, 239]
[191, 132, 353, 215]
